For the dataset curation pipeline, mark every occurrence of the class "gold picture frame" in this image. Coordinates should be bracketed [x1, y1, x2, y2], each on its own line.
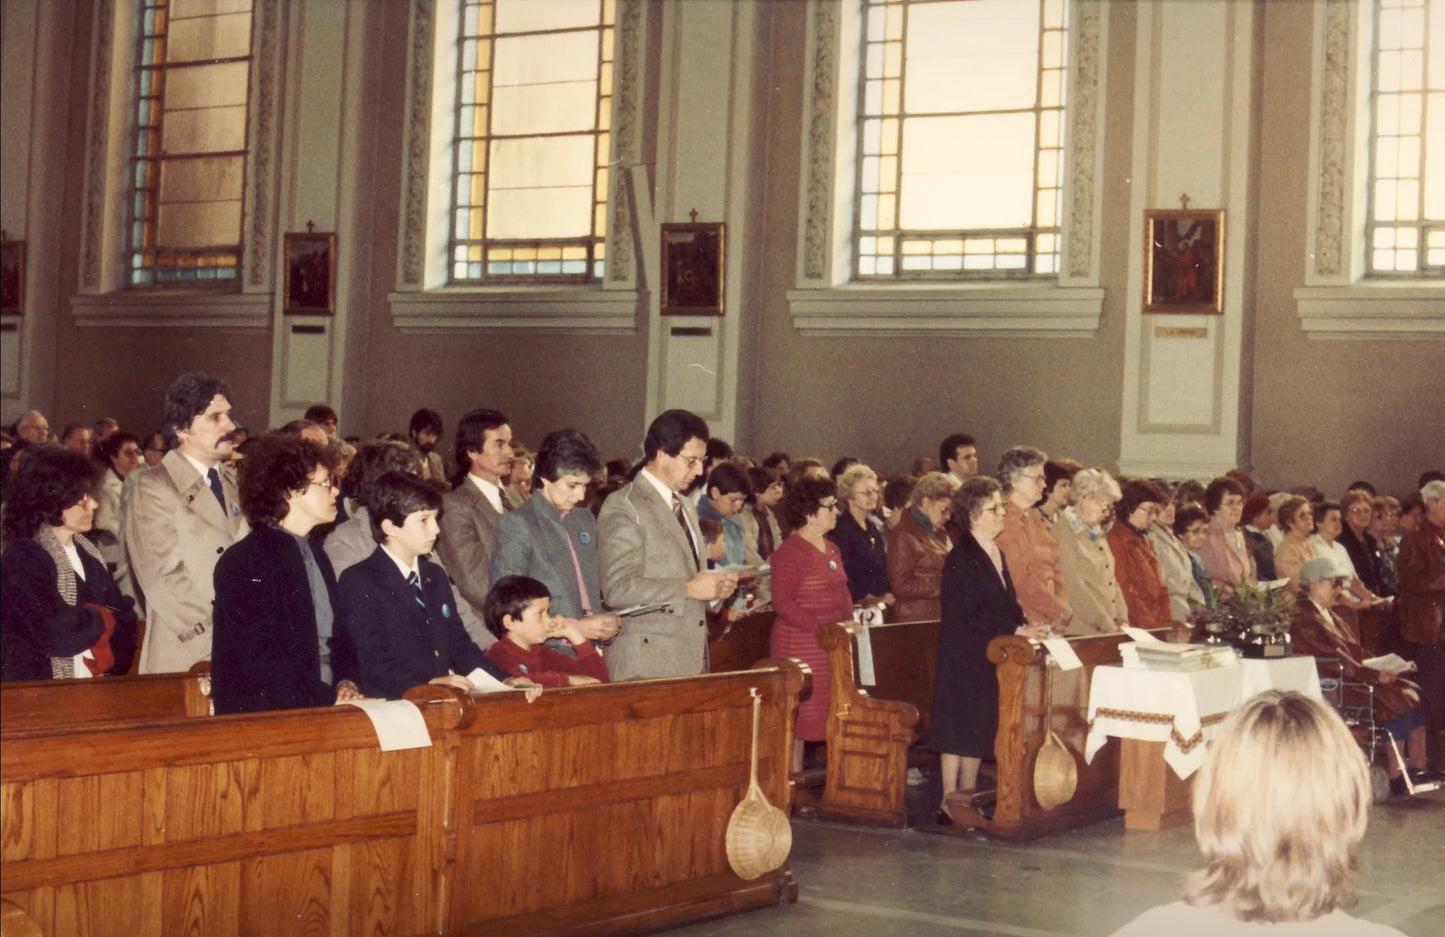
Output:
[1143, 209, 1224, 314]
[283, 231, 336, 315]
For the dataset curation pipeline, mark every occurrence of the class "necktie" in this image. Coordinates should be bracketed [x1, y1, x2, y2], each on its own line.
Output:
[673, 495, 700, 571]
[406, 570, 426, 609]
[207, 467, 227, 513]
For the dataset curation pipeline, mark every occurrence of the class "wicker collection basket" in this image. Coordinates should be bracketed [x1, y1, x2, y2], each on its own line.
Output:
[726, 691, 792, 880]
[1032, 661, 1079, 811]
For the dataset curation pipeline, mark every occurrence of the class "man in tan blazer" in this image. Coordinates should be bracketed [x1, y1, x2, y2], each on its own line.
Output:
[598, 410, 739, 680]
[125, 374, 249, 673]
[435, 408, 514, 647]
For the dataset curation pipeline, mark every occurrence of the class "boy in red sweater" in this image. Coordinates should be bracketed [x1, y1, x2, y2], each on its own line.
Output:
[483, 575, 610, 688]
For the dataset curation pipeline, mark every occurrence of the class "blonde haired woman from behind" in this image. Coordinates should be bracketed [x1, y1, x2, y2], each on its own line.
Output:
[1110, 690, 1407, 937]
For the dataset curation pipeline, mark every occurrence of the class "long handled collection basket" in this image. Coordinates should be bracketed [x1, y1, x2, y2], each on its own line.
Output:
[1032, 659, 1079, 810]
[726, 690, 792, 879]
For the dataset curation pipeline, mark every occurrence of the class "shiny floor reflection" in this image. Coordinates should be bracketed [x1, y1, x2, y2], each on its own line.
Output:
[665, 786, 1445, 937]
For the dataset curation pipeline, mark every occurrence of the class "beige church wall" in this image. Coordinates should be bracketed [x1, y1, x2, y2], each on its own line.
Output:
[742, 0, 1137, 477]
[1248, 0, 1444, 500]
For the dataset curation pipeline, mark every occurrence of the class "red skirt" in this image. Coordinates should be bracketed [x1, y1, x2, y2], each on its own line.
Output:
[769, 621, 832, 742]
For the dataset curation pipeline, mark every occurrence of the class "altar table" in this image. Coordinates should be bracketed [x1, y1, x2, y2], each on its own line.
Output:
[1084, 656, 1322, 830]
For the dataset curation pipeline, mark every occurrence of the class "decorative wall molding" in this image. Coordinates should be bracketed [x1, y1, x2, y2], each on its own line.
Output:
[388, 289, 641, 333]
[1313, 0, 1350, 279]
[1294, 285, 1445, 338]
[245, 0, 284, 288]
[608, 0, 643, 286]
[400, 0, 434, 288]
[72, 292, 272, 329]
[786, 285, 1103, 336]
[78, 0, 115, 291]
[801, 0, 838, 282]
[1066, 0, 1102, 280]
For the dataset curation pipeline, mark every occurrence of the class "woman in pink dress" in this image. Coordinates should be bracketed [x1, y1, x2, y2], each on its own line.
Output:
[768, 476, 856, 772]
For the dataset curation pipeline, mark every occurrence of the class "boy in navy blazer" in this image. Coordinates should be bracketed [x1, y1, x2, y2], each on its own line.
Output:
[335, 471, 539, 701]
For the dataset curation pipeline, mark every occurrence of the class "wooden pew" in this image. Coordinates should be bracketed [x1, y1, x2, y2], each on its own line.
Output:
[810, 621, 1150, 839]
[708, 609, 775, 673]
[803, 619, 935, 826]
[0, 670, 210, 729]
[1, 661, 806, 937]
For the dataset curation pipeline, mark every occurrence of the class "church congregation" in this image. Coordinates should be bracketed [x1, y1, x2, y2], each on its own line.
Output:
[5, 0, 1445, 932]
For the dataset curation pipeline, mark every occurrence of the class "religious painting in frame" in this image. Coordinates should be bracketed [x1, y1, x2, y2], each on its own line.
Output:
[1143, 209, 1224, 314]
[660, 222, 725, 316]
[0, 240, 24, 315]
[283, 231, 336, 315]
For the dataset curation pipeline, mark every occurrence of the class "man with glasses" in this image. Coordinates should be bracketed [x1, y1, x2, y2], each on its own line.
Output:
[211, 432, 362, 714]
[598, 409, 739, 680]
[126, 374, 249, 673]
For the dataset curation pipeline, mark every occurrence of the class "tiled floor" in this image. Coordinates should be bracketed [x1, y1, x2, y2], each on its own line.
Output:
[665, 781, 1445, 937]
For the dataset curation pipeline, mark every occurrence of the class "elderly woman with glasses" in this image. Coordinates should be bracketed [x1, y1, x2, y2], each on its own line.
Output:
[887, 471, 958, 622]
[1107, 478, 1176, 631]
[1196, 476, 1256, 593]
[994, 446, 1071, 635]
[1, 446, 138, 681]
[929, 477, 1042, 824]
[1053, 468, 1129, 635]
[769, 476, 857, 771]
[828, 463, 894, 609]
[211, 433, 363, 714]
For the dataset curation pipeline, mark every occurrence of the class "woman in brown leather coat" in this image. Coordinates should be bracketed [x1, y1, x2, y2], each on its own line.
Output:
[886, 471, 958, 621]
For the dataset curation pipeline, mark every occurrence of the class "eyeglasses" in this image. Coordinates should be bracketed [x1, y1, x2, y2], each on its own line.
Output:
[308, 477, 336, 491]
[680, 455, 705, 467]
[1020, 472, 1045, 483]
[820, 500, 841, 512]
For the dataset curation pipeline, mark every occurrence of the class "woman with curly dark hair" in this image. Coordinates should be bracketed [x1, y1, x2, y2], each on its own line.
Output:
[768, 475, 857, 771]
[1, 446, 137, 681]
[211, 432, 363, 714]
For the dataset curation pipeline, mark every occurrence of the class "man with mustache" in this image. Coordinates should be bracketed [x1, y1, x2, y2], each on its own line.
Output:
[125, 373, 249, 673]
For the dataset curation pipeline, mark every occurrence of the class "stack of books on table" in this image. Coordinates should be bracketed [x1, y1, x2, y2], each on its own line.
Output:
[1121, 642, 1240, 672]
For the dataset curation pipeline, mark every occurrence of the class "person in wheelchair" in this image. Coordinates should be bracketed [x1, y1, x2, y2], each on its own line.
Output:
[1290, 556, 1435, 794]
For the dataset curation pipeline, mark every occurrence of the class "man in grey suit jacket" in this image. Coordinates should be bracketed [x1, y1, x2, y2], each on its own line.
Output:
[435, 408, 514, 647]
[125, 374, 249, 673]
[598, 410, 739, 680]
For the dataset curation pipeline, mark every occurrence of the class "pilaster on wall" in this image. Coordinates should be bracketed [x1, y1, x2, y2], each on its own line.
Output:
[644, 0, 761, 443]
[267, 0, 366, 431]
[1118, 0, 1257, 480]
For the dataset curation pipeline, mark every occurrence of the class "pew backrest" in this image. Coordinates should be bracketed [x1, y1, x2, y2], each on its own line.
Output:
[0, 671, 210, 730]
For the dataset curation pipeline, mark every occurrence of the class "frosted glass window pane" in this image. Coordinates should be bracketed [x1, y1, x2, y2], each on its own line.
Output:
[1432, 0, 1445, 87]
[169, 12, 251, 62]
[489, 135, 593, 190]
[163, 104, 247, 153]
[157, 200, 242, 247]
[487, 187, 593, 238]
[900, 114, 1035, 230]
[493, 30, 599, 86]
[165, 61, 249, 109]
[492, 81, 597, 135]
[494, 0, 599, 34]
[904, 0, 1038, 113]
[171, 0, 251, 18]
[159, 155, 244, 202]
[1426, 94, 1445, 218]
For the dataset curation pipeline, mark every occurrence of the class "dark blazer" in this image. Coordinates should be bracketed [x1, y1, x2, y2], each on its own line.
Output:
[489, 492, 603, 619]
[0, 538, 138, 681]
[928, 533, 1027, 759]
[336, 546, 505, 699]
[212, 524, 339, 715]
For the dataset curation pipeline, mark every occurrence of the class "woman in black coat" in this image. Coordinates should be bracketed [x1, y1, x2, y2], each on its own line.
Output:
[1, 446, 137, 681]
[929, 476, 1046, 823]
[211, 433, 362, 714]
